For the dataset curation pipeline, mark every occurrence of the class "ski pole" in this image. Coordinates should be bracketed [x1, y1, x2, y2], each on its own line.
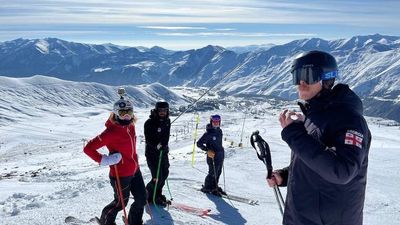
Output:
[262, 156, 284, 216]
[166, 178, 173, 201]
[250, 131, 285, 216]
[222, 160, 226, 193]
[152, 150, 164, 215]
[113, 165, 129, 225]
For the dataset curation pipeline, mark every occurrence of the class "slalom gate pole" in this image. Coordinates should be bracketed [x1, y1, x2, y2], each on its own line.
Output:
[191, 114, 200, 167]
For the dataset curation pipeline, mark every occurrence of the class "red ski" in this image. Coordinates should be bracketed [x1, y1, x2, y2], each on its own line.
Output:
[169, 202, 211, 217]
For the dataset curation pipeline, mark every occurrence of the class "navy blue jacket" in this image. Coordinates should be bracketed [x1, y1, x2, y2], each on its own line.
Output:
[197, 124, 224, 158]
[280, 84, 371, 225]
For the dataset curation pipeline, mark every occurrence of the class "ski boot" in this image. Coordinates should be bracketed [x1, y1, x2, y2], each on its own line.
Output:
[217, 186, 227, 196]
[155, 195, 171, 207]
[97, 216, 117, 225]
[211, 188, 222, 197]
[200, 186, 212, 194]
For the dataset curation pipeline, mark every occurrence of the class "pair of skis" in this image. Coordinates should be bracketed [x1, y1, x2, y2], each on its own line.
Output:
[65, 202, 211, 224]
[196, 187, 259, 206]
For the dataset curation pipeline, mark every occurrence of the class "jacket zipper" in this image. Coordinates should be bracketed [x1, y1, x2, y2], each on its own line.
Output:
[127, 126, 138, 171]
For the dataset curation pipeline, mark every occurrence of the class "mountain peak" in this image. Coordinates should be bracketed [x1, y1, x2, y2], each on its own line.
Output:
[149, 46, 174, 55]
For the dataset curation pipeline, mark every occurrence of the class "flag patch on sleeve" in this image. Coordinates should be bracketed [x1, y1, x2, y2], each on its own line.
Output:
[344, 130, 363, 149]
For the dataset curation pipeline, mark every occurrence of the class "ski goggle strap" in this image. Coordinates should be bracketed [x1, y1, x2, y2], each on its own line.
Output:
[210, 115, 221, 122]
[292, 67, 338, 85]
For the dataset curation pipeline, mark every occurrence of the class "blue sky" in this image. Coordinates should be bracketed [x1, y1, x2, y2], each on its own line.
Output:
[1, 0, 399, 50]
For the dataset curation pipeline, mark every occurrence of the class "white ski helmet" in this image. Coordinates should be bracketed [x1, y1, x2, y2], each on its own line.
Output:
[113, 98, 134, 121]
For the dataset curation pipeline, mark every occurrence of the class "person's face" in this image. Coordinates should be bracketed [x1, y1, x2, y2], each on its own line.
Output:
[297, 80, 322, 100]
[158, 108, 168, 118]
[211, 120, 220, 128]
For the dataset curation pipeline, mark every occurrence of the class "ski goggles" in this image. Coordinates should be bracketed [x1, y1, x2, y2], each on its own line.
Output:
[292, 67, 338, 85]
[118, 109, 134, 120]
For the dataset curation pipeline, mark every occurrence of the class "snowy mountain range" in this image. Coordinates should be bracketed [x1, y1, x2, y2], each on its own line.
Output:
[1, 34, 399, 121]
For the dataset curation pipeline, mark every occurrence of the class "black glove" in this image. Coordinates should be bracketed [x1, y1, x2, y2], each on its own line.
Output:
[157, 143, 169, 153]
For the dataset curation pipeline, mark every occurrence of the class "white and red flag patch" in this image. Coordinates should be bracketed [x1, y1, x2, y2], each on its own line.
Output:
[344, 130, 363, 149]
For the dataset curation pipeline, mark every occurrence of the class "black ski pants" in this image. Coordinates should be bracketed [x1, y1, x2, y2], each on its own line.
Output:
[145, 149, 170, 200]
[204, 152, 224, 190]
[100, 170, 146, 225]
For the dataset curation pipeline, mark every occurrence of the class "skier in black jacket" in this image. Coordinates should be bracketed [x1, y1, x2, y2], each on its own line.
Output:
[267, 51, 371, 225]
[144, 102, 171, 206]
[197, 114, 226, 196]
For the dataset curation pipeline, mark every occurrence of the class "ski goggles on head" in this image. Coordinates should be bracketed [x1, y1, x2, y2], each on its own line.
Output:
[291, 67, 338, 85]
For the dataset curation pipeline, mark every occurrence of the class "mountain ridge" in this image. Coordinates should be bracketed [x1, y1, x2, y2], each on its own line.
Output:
[1, 34, 399, 121]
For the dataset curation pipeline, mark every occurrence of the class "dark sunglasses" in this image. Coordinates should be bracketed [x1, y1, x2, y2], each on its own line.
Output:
[158, 108, 168, 113]
[292, 67, 338, 85]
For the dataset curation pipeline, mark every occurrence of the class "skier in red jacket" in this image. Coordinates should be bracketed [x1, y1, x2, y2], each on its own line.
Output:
[84, 97, 146, 225]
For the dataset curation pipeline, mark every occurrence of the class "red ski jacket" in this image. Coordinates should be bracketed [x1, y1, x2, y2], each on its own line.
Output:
[83, 114, 139, 177]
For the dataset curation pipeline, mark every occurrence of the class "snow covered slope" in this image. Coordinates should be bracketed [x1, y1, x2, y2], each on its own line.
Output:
[0, 77, 399, 225]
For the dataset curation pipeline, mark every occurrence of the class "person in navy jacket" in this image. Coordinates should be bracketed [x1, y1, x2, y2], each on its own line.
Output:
[197, 114, 226, 196]
[84, 98, 146, 225]
[267, 51, 371, 225]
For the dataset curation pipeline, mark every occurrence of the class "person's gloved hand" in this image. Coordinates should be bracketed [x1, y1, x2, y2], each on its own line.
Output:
[207, 150, 215, 158]
[267, 171, 283, 187]
[100, 153, 122, 166]
[157, 143, 169, 153]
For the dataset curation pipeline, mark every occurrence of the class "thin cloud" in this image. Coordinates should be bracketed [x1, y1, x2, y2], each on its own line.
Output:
[156, 32, 316, 38]
[138, 26, 207, 30]
[215, 28, 236, 31]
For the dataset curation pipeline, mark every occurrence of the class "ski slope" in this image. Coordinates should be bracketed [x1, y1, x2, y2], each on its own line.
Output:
[1, 101, 400, 225]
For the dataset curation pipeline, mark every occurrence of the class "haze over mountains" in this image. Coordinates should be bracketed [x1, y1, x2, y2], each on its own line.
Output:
[1, 34, 399, 121]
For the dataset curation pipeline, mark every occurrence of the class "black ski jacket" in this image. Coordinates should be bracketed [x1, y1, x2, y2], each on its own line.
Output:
[144, 111, 171, 157]
[197, 124, 224, 156]
[280, 84, 371, 225]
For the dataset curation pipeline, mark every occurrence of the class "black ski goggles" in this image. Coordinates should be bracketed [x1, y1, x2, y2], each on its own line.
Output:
[291, 67, 338, 85]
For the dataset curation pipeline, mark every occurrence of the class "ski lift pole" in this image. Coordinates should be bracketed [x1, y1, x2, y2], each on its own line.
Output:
[239, 115, 246, 147]
[191, 114, 200, 167]
[250, 131, 284, 216]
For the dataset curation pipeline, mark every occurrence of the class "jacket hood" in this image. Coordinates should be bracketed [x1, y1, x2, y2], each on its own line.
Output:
[308, 83, 363, 115]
